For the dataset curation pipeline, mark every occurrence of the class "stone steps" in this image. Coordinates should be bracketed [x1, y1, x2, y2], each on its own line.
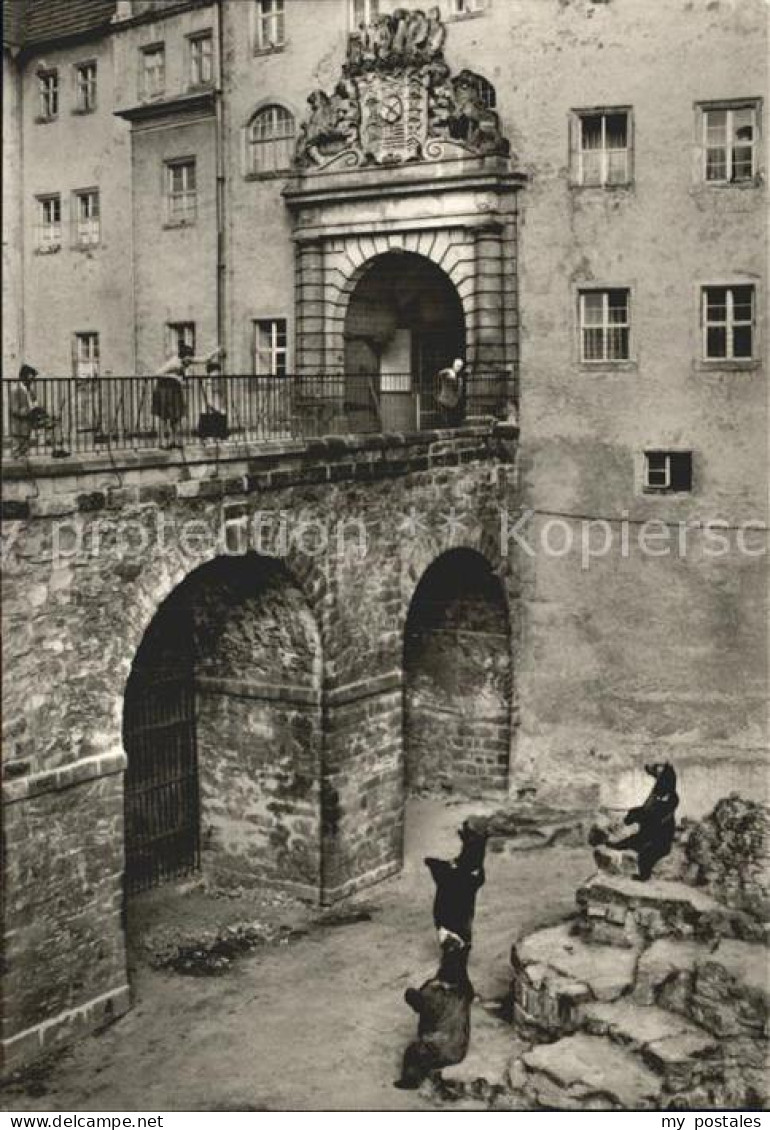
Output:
[437, 1002, 522, 1103]
[579, 999, 718, 1093]
[510, 921, 638, 1035]
[575, 873, 765, 947]
[508, 1032, 662, 1111]
[634, 935, 770, 1040]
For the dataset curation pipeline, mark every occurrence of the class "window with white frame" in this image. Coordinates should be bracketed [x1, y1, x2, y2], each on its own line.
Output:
[644, 451, 692, 494]
[254, 319, 287, 376]
[73, 189, 100, 246]
[74, 332, 100, 378]
[576, 109, 630, 186]
[75, 62, 97, 112]
[166, 159, 197, 223]
[37, 195, 62, 248]
[141, 43, 165, 98]
[702, 103, 758, 184]
[38, 70, 59, 119]
[450, 0, 487, 15]
[166, 322, 196, 358]
[189, 31, 214, 86]
[579, 288, 630, 362]
[247, 105, 295, 175]
[351, 0, 379, 27]
[702, 285, 755, 361]
[255, 0, 285, 51]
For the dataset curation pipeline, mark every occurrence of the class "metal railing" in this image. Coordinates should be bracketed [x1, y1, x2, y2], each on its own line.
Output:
[1, 371, 514, 461]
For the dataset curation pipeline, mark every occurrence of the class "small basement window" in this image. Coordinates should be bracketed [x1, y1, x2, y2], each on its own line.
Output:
[644, 451, 692, 493]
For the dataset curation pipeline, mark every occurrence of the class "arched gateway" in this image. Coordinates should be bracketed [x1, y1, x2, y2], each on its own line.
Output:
[283, 5, 524, 391]
[123, 555, 323, 897]
[344, 251, 466, 431]
[404, 549, 512, 794]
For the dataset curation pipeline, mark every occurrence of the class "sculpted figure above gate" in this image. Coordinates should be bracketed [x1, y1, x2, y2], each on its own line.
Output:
[294, 7, 509, 171]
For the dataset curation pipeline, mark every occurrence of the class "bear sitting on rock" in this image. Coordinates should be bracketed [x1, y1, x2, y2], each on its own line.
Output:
[590, 761, 679, 881]
[425, 818, 489, 947]
[395, 936, 474, 1090]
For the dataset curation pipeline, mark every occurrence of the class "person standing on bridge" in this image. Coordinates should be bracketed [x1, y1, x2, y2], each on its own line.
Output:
[8, 363, 69, 459]
[8, 364, 41, 457]
[435, 357, 466, 428]
[153, 342, 223, 449]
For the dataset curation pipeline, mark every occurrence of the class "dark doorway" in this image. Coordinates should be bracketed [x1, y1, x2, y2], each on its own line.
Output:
[344, 252, 466, 431]
[404, 549, 512, 796]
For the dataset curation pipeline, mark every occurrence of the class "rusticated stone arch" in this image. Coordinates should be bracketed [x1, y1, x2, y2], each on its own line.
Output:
[398, 515, 509, 630]
[118, 520, 330, 699]
[323, 231, 478, 373]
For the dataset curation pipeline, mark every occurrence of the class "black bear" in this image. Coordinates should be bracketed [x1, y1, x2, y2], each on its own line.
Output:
[592, 762, 679, 881]
[425, 818, 488, 946]
[394, 938, 474, 1090]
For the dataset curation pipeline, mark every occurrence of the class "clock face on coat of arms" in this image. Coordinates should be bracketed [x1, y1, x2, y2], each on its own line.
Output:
[359, 73, 427, 163]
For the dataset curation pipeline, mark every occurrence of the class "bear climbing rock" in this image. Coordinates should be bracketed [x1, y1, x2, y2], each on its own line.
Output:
[591, 762, 679, 881]
[425, 818, 489, 946]
[394, 938, 474, 1090]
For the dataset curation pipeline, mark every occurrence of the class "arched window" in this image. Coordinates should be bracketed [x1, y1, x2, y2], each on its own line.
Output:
[247, 104, 295, 175]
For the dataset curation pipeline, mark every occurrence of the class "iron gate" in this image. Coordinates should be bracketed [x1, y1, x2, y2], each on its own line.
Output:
[124, 668, 200, 893]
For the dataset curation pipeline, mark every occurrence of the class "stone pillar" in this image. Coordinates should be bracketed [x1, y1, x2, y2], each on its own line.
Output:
[473, 221, 506, 374]
[320, 673, 403, 904]
[294, 237, 326, 374]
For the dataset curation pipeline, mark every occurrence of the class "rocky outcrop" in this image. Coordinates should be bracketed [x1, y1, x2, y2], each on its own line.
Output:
[505, 797, 769, 1110]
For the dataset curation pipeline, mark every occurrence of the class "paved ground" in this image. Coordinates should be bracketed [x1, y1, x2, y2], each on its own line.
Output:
[2, 799, 593, 1113]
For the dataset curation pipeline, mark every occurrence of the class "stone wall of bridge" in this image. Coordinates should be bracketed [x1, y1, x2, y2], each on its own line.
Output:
[0, 425, 519, 1072]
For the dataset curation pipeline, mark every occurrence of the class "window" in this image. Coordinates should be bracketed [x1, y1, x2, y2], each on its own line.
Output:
[166, 159, 197, 223]
[576, 110, 630, 186]
[73, 189, 100, 246]
[38, 70, 59, 119]
[254, 319, 287, 376]
[166, 322, 196, 358]
[75, 62, 97, 112]
[450, 0, 487, 14]
[579, 289, 630, 362]
[255, 0, 285, 51]
[248, 105, 295, 175]
[702, 285, 755, 361]
[74, 333, 100, 379]
[702, 103, 758, 184]
[644, 452, 692, 494]
[351, 0, 378, 26]
[189, 32, 214, 87]
[141, 44, 165, 98]
[37, 195, 62, 249]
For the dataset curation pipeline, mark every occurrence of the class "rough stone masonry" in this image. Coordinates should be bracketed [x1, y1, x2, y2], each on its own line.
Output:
[1, 424, 518, 1072]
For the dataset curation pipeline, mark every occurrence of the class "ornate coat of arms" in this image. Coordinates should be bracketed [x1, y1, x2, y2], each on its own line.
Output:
[294, 7, 510, 171]
[358, 72, 428, 164]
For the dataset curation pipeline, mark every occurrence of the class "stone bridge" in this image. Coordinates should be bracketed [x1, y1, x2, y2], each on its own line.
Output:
[1, 422, 518, 1071]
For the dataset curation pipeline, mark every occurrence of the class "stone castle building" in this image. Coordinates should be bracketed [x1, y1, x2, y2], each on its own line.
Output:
[1, 0, 767, 1075]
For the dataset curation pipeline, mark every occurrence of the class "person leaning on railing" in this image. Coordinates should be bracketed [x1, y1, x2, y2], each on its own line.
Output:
[153, 343, 223, 449]
[435, 358, 466, 428]
[198, 357, 229, 443]
[8, 363, 70, 459]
